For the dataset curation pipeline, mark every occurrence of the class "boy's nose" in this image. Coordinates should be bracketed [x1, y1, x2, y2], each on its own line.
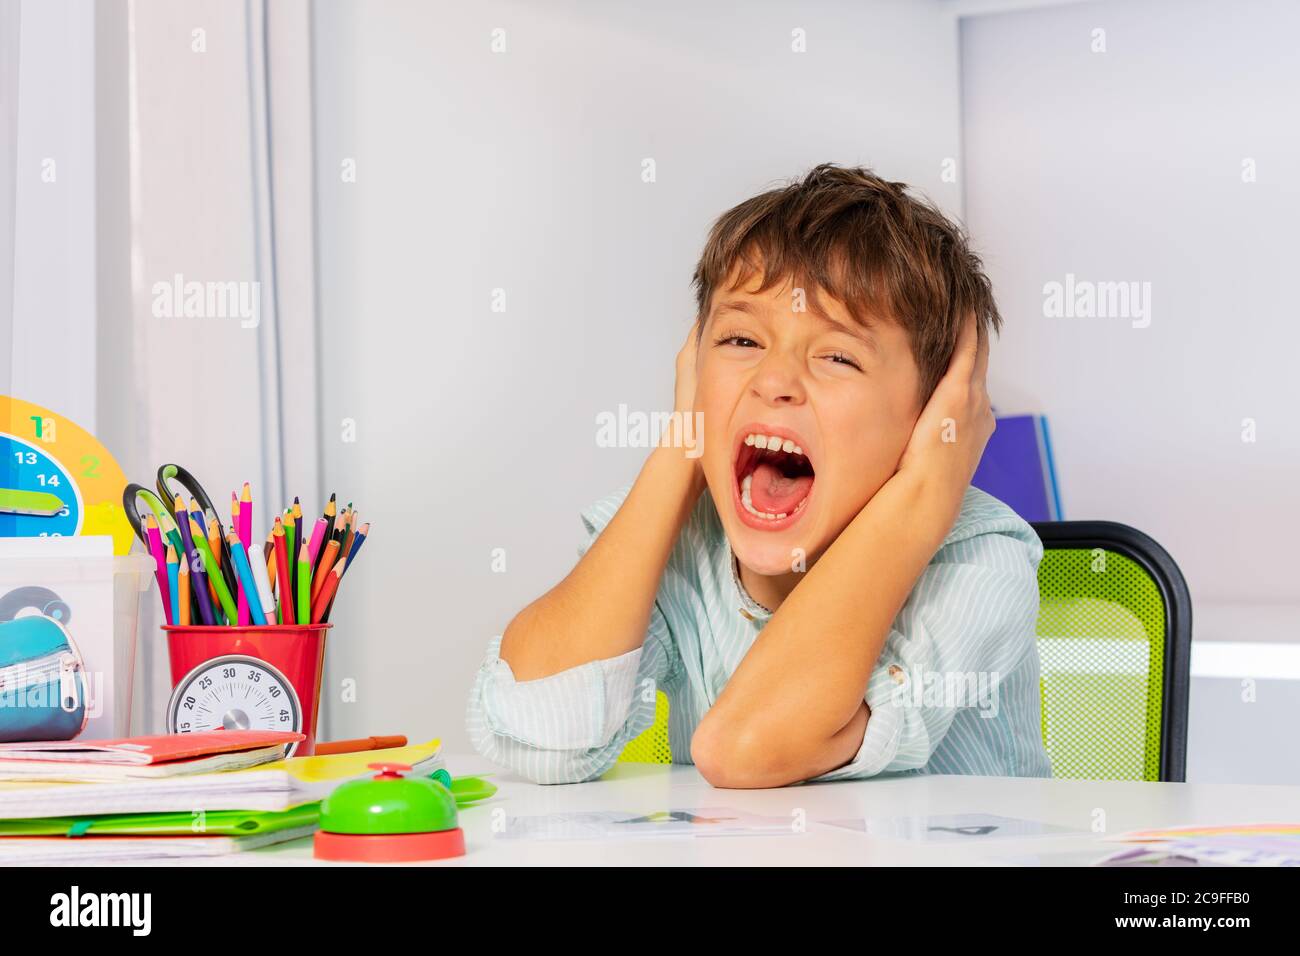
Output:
[750, 353, 806, 406]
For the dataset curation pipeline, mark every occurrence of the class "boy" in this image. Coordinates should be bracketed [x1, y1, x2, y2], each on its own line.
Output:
[467, 164, 1051, 788]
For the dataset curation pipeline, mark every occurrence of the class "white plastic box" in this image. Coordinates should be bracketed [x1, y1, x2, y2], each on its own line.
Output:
[0, 537, 153, 739]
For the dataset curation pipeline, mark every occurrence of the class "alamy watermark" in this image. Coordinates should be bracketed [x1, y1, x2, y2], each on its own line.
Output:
[595, 404, 704, 458]
[889, 667, 1001, 719]
[1042, 273, 1151, 328]
[151, 273, 261, 329]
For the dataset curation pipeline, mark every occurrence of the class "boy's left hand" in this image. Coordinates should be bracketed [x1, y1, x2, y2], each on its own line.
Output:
[893, 310, 994, 535]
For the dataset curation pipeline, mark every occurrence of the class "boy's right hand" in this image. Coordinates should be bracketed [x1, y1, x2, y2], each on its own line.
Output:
[673, 320, 701, 414]
[664, 321, 707, 498]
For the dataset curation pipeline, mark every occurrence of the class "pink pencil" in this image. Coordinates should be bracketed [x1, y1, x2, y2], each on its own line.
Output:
[237, 483, 253, 625]
[305, 517, 327, 566]
[145, 513, 172, 624]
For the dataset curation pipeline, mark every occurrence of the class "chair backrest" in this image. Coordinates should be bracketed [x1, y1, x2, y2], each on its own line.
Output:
[618, 520, 1191, 781]
[1031, 520, 1190, 782]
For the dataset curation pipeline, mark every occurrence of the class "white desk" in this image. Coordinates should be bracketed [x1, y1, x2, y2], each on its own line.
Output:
[189, 754, 1300, 866]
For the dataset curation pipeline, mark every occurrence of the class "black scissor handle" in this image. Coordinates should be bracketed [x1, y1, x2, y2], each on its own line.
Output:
[156, 464, 237, 596]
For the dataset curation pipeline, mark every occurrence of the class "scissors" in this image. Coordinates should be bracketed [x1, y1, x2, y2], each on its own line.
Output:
[124, 464, 238, 598]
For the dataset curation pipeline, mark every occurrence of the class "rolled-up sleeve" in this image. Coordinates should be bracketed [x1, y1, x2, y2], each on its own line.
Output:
[809, 525, 1042, 782]
[466, 485, 681, 784]
[466, 607, 678, 784]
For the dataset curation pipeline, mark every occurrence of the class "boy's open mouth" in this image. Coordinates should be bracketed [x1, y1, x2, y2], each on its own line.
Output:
[732, 428, 815, 526]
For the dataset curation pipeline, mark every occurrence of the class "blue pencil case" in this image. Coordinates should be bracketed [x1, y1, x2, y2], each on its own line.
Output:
[0, 616, 88, 743]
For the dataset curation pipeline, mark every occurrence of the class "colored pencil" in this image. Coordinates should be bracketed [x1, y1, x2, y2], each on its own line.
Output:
[239, 482, 253, 550]
[195, 498, 235, 602]
[165, 544, 180, 626]
[305, 517, 327, 567]
[296, 532, 311, 625]
[315, 493, 337, 576]
[233, 492, 248, 625]
[188, 501, 218, 620]
[284, 506, 297, 599]
[239, 483, 253, 625]
[341, 510, 356, 559]
[292, 498, 304, 569]
[175, 494, 215, 625]
[178, 556, 191, 625]
[272, 517, 294, 625]
[202, 504, 226, 623]
[323, 522, 367, 622]
[144, 514, 172, 625]
[310, 562, 344, 624]
[228, 531, 267, 625]
[342, 522, 368, 571]
[190, 516, 238, 624]
[248, 543, 277, 622]
[314, 735, 406, 756]
[312, 539, 341, 602]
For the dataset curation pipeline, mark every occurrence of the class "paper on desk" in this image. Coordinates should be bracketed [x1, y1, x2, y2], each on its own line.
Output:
[1099, 823, 1300, 867]
[824, 812, 1084, 841]
[495, 808, 797, 841]
[0, 824, 316, 864]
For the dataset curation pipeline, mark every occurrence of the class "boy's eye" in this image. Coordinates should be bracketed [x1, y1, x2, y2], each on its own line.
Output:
[715, 334, 760, 348]
[823, 351, 862, 371]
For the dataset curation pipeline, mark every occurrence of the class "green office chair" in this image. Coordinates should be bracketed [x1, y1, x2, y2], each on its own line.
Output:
[617, 520, 1192, 782]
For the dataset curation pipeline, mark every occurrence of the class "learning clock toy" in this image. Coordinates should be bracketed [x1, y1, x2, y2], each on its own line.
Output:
[0, 396, 134, 553]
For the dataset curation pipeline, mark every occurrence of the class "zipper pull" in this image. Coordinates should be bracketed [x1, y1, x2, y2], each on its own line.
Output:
[59, 653, 80, 713]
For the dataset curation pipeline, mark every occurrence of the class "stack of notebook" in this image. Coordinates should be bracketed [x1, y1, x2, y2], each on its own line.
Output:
[0, 732, 454, 863]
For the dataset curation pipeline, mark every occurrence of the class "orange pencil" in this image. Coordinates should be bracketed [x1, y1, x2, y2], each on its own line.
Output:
[314, 735, 407, 756]
[310, 562, 344, 624]
[323, 521, 368, 622]
[312, 539, 341, 602]
[273, 517, 294, 624]
[205, 507, 223, 570]
[178, 558, 191, 625]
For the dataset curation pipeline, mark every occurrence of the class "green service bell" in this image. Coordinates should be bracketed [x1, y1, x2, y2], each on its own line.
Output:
[313, 762, 466, 862]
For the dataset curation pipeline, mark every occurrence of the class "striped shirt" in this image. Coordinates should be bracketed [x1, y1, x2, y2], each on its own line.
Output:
[466, 484, 1053, 785]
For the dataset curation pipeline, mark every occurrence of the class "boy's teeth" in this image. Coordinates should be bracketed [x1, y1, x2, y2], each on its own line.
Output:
[741, 433, 807, 458]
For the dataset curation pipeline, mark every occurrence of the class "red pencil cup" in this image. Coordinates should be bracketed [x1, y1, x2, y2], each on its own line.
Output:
[162, 624, 331, 756]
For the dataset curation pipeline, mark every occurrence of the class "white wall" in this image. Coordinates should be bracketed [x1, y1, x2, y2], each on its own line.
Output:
[312, 0, 965, 748]
[960, 0, 1300, 782]
[8, 0, 97, 427]
[961, 0, 1300, 607]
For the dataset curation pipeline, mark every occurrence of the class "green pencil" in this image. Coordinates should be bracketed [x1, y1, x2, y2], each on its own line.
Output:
[296, 534, 311, 625]
[189, 517, 238, 624]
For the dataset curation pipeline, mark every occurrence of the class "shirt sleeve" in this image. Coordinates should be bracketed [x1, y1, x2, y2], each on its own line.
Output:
[808, 516, 1043, 783]
[464, 486, 681, 785]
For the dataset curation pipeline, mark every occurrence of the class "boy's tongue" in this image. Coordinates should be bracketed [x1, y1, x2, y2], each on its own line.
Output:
[749, 460, 813, 514]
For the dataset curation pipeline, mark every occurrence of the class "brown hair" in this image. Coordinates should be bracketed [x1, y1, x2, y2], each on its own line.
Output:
[691, 163, 1001, 402]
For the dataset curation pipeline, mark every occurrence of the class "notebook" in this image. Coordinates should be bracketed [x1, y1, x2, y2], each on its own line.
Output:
[0, 825, 317, 864]
[0, 738, 443, 818]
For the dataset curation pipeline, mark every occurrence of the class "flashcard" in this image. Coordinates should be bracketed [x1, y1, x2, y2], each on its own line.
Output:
[494, 807, 798, 841]
[824, 812, 1082, 841]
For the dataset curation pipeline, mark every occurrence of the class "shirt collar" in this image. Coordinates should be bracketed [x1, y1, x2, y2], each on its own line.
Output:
[730, 550, 774, 624]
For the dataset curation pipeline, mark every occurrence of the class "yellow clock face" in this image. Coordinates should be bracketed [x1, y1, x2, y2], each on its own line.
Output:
[0, 396, 135, 555]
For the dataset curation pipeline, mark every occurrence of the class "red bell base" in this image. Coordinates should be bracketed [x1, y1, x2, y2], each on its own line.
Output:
[313, 828, 466, 863]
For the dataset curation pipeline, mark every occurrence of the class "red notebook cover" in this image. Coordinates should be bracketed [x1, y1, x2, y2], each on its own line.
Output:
[0, 731, 304, 765]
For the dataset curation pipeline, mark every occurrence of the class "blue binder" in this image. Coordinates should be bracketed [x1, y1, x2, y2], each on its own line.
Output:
[971, 414, 1062, 522]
